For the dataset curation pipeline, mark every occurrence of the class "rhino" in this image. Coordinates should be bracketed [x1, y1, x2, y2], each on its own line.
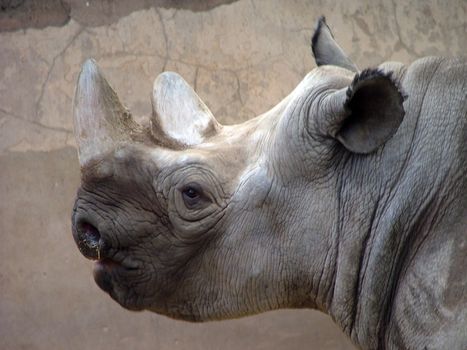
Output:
[71, 17, 467, 349]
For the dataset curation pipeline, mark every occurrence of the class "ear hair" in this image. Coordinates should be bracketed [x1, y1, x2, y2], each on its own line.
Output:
[344, 69, 408, 108]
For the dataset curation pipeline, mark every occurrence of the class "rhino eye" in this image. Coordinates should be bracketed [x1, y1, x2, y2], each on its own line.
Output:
[184, 187, 199, 198]
[181, 183, 204, 208]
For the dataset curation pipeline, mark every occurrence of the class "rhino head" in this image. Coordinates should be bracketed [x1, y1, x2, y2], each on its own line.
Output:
[72, 17, 405, 324]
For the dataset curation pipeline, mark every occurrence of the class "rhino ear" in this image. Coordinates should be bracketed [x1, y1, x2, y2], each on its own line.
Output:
[73, 59, 140, 167]
[311, 16, 359, 73]
[151, 72, 220, 146]
[322, 69, 405, 154]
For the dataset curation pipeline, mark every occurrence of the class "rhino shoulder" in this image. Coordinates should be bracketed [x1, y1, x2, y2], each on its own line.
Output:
[398, 56, 466, 128]
[404, 56, 466, 90]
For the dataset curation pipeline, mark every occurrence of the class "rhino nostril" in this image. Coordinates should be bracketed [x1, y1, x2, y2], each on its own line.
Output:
[82, 222, 100, 246]
[77, 222, 102, 260]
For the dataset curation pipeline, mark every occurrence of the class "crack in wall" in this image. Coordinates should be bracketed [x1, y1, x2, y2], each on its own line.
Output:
[34, 25, 84, 126]
[0, 107, 73, 134]
[390, 0, 420, 58]
[155, 7, 169, 73]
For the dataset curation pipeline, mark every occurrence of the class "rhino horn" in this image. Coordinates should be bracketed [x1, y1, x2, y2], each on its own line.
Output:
[73, 59, 140, 167]
[311, 16, 359, 73]
[151, 72, 220, 147]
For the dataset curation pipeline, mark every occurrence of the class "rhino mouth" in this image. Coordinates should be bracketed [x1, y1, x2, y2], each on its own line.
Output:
[95, 253, 140, 270]
[93, 258, 146, 311]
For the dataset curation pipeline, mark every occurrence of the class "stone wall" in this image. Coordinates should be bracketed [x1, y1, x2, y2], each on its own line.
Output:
[1, 1, 465, 349]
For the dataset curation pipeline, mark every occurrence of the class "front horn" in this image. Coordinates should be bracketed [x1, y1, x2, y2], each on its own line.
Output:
[73, 59, 141, 167]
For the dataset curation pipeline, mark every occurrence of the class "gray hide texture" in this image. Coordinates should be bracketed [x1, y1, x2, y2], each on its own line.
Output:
[71, 17, 467, 350]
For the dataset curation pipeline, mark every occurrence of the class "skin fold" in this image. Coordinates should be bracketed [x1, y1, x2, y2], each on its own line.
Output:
[71, 17, 467, 349]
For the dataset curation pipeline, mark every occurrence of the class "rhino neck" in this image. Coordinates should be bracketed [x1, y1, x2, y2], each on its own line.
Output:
[326, 154, 443, 348]
[326, 57, 466, 349]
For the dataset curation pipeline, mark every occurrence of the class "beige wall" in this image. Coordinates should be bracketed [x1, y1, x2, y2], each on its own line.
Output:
[1, 1, 465, 349]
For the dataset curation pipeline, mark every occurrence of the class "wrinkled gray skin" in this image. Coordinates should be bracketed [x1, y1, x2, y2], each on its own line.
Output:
[71, 17, 467, 349]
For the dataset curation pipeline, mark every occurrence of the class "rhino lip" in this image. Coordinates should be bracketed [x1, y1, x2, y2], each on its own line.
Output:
[95, 253, 140, 271]
[93, 260, 115, 294]
[93, 256, 139, 292]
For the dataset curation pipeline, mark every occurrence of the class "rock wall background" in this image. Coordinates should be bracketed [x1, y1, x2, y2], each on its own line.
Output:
[0, 1, 465, 349]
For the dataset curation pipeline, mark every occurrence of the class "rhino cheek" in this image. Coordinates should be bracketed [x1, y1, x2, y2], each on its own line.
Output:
[177, 221, 283, 319]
